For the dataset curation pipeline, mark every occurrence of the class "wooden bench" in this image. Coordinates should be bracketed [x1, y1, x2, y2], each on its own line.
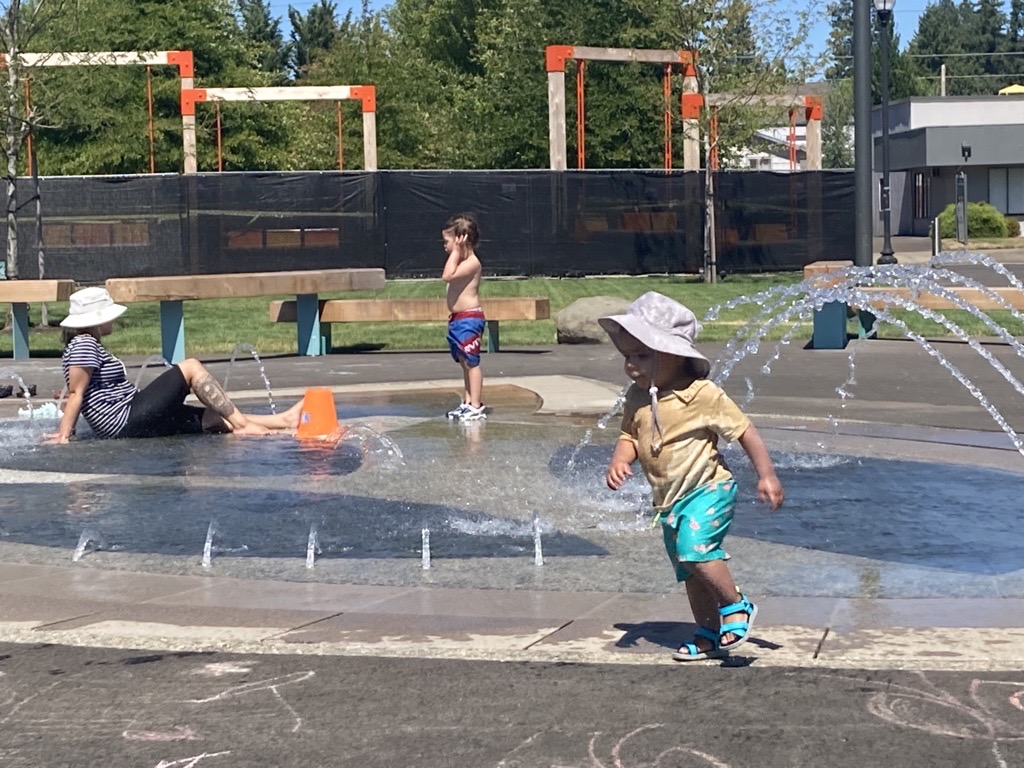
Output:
[0, 279, 76, 359]
[106, 269, 385, 363]
[803, 260, 1024, 349]
[268, 296, 551, 353]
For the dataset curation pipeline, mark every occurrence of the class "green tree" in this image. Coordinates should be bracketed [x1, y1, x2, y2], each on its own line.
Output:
[824, 0, 853, 81]
[910, 0, 987, 95]
[871, 20, 920, 103]
[822, 79, 853, 168]
[975, 0, 1007, 81]
[288, 0, 338, 78]
[821, 0, 852, 167]
[237, 0, 287, 81]
[290, 1, 428, 170]
[0, 0, 80, 280]
[27, 0, 288, 174]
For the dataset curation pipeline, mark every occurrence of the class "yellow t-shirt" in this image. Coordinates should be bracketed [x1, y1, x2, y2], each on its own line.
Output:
[618, 379, 751, 511]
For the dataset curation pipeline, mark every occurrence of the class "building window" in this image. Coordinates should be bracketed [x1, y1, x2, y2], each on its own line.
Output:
[990, 168, 1009, 213]
[913, 172, 930, 219]
[224, 227, 340, 249]
[46, 221, 150, 247]
[1009, 168, 1024, 214]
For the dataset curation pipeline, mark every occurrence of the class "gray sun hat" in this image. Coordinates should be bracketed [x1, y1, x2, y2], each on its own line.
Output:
[59, 286, 127, 329]
[598, 291, 711, 378]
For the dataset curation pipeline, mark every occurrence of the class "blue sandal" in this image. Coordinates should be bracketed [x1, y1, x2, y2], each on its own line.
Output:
[672, 626, 724, 661]
[718, 593, 758, 652]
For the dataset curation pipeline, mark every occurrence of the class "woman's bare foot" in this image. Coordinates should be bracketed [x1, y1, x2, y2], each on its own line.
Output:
[233, 421, 272, 436]
[280, 398, 306, 430]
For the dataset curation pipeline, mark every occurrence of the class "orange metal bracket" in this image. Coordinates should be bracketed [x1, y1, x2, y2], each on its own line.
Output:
[350, 85, 376, 113]
[546, 45, 574, 73]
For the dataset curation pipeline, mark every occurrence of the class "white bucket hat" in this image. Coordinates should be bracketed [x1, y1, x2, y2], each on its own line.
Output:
[598, 291, 711, 379]
[60, 286, 127, 329]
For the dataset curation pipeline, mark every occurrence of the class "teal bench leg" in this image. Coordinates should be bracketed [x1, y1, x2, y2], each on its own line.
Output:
[296, 293, 321, 356]
[319, 323, 332, 355]
[11, 302, 29, 360]
[160, 300, 186, 364]
[485, 320, 500, 353]
[811, 301, 848, 350]
[857, 309, 878, 339]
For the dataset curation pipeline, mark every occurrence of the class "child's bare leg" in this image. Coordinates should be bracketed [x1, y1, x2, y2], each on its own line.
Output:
[683, 577, 720, 652]
[177, 358, 270, 436]
[686, 560, 747, 646]
[462, 360, 483, 408]
[459, 359, 471, 405]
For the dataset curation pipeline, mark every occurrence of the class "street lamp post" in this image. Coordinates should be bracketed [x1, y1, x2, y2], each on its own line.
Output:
[875, 0, 898, 265]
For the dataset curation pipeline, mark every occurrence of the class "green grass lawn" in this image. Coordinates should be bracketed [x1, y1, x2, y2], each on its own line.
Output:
[4, 273, 1021, 358]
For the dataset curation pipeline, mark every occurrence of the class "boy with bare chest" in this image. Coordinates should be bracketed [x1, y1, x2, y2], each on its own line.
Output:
[441, 214, 486, 421]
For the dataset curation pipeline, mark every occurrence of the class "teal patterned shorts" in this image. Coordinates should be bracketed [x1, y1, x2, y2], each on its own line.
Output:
[659, 480, 737, 582]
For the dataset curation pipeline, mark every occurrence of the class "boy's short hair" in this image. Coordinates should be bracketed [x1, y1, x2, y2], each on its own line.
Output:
[444, 213, 480, 247]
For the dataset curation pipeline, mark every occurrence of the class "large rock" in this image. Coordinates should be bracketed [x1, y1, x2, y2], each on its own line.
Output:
[556, 296, 631, 344]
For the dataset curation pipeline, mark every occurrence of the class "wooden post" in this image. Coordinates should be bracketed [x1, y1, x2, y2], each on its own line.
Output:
[361, 110, 377, 171]
[804, 96, 823, 171]
[681, 64, 700, 172]
[548, 71, 567, 170]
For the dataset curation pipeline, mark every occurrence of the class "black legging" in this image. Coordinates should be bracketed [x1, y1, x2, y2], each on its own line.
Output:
[118, 365, 205, 438]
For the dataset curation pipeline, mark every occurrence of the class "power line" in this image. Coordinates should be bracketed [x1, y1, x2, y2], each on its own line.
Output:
[834, 50, 1024, 60]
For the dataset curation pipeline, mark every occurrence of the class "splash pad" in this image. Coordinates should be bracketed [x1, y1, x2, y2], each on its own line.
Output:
[2, 253, 1024, 602]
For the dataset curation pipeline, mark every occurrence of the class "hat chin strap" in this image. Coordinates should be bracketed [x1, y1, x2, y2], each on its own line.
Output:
[647, 358, 664, 454]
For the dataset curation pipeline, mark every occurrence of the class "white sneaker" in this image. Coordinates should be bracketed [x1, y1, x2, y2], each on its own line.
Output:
[447, 403, 470, 419]
[459, 404, 487, 421]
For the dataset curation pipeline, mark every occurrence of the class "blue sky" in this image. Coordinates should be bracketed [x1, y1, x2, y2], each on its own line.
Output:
[267, 0, 924, 66]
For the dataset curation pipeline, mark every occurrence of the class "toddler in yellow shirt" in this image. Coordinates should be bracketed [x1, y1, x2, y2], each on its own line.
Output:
[600, 292, 784, 661]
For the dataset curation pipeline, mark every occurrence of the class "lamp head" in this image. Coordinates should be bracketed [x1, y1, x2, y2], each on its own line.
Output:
[873, 0, 896, 20]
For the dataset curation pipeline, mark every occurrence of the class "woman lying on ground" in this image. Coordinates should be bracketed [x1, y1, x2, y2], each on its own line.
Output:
[48, 287, 304, 443]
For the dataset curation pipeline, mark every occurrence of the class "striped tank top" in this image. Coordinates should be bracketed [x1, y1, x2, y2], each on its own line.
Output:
[62, 334, 137, 438]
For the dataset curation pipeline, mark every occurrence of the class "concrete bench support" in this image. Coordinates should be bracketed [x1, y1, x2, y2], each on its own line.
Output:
[0, 279, 76, 359]
[486, 320, 500, 354]
[811, 300, 848, 350]
[804, 260, 854, 351]
[296, 293, 322, 357]
[10, 303, 29, 360]
[159, 300, 186, 364]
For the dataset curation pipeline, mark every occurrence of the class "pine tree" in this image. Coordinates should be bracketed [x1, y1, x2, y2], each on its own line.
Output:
[237, 0, 287, 81]
[288, 0, 339, 78]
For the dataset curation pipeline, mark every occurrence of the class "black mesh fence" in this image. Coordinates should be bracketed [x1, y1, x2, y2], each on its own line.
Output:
[2, 170, 853, 282]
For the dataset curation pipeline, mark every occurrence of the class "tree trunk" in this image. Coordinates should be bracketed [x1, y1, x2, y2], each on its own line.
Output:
[4, 1, 21, 281]
[33, 148, 45, 324]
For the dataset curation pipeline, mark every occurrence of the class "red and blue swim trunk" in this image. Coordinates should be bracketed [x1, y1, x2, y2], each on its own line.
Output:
[447, 308, 486, 367]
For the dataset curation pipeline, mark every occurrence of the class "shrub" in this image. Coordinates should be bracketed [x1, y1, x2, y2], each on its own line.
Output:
[1004, 214, 1021, 237]
[936, 201, 1008, 240]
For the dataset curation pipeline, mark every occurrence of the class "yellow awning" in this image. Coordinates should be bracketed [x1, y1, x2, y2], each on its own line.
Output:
[998, 83, 1024, 94]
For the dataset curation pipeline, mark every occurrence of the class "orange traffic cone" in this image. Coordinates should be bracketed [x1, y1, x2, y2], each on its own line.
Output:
[296, 387, 344, 442]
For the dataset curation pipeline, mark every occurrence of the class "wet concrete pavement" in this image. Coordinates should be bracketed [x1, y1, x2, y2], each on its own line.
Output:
[2, 309, 1024, 765]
